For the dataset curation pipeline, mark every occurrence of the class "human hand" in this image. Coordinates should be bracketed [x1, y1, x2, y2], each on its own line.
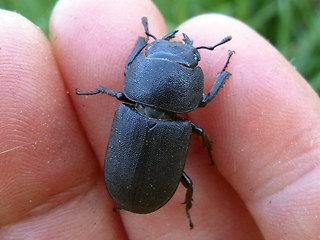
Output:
[1, 0, 319, 239]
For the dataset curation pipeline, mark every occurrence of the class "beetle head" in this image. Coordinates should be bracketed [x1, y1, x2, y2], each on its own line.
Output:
[145, 32, 201, 69]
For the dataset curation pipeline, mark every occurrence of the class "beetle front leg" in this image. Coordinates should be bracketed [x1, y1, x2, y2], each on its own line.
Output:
[191, 122, 214, 165]
[75, 86, 132, 103]
[181, 172, 194, 229]
[199, 50, 234, 107]
[125, 36, 146, 76]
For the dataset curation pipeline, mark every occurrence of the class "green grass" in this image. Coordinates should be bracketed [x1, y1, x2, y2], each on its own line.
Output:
[1, 0, 319, 93]
[0, 0, 56, 35]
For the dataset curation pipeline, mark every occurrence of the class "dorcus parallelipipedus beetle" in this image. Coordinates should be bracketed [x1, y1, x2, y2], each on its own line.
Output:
[76, 17, 234, 229]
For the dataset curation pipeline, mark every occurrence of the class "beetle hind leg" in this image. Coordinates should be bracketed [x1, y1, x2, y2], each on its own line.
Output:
[181, 172, 194, 229]
[191, 122, 215, 165]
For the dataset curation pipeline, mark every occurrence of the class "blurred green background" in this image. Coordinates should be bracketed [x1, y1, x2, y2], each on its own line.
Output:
[0, 0, 319, 94]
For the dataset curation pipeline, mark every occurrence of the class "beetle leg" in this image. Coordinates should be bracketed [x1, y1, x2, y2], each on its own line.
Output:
[75, 86, 132, 103]
[181, 172, 194, 229]
[191, 122, 215, 165]
[125, 36, 146, 76]
[199, 50, 234, 107]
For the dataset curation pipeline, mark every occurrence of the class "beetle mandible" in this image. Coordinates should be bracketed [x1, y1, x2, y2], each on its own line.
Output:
[76, 17, 233, 229]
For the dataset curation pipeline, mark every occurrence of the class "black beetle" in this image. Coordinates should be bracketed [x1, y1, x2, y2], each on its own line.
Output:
[76, 17, 233, 229]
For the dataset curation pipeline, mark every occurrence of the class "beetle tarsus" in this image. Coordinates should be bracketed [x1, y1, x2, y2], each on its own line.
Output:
[186, 207, 194, 229]
[192, 122, 215, 165]
[181, 172, 194, 229]
[76, 86, 131, 102]
[75, 88, 101, 95]
[222, 50, 235, 72]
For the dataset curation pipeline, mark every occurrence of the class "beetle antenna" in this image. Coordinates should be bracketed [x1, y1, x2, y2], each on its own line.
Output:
[162, 30, 179, 41]
[196, 36, 232, 50]
[142, 17, 157, 41]
[182, 33, 193, 45]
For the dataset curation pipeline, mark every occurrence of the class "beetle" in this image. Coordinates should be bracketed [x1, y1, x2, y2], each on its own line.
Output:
[76, 17, 233, 229]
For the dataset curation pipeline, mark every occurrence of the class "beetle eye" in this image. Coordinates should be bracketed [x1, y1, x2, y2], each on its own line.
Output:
[194, 51, 201, 62]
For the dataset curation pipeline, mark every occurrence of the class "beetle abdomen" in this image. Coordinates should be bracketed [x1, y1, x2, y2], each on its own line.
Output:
[104, 104, 192, 213]
[123, 54, 204, 113]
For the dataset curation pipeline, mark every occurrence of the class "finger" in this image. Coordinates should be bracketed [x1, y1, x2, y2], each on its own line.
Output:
[50, 0, 166, 167]
[0, 10, 123, 239]
[180, 14, 320, 239]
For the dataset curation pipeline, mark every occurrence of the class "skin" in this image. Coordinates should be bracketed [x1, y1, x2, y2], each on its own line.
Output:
[0, 0, 319, 239]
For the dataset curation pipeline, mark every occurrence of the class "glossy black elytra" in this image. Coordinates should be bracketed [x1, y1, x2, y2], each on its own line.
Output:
[76, 17, 233, 229]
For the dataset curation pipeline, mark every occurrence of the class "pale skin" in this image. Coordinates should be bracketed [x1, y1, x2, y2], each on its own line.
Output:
[0, 0, 320, 239]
